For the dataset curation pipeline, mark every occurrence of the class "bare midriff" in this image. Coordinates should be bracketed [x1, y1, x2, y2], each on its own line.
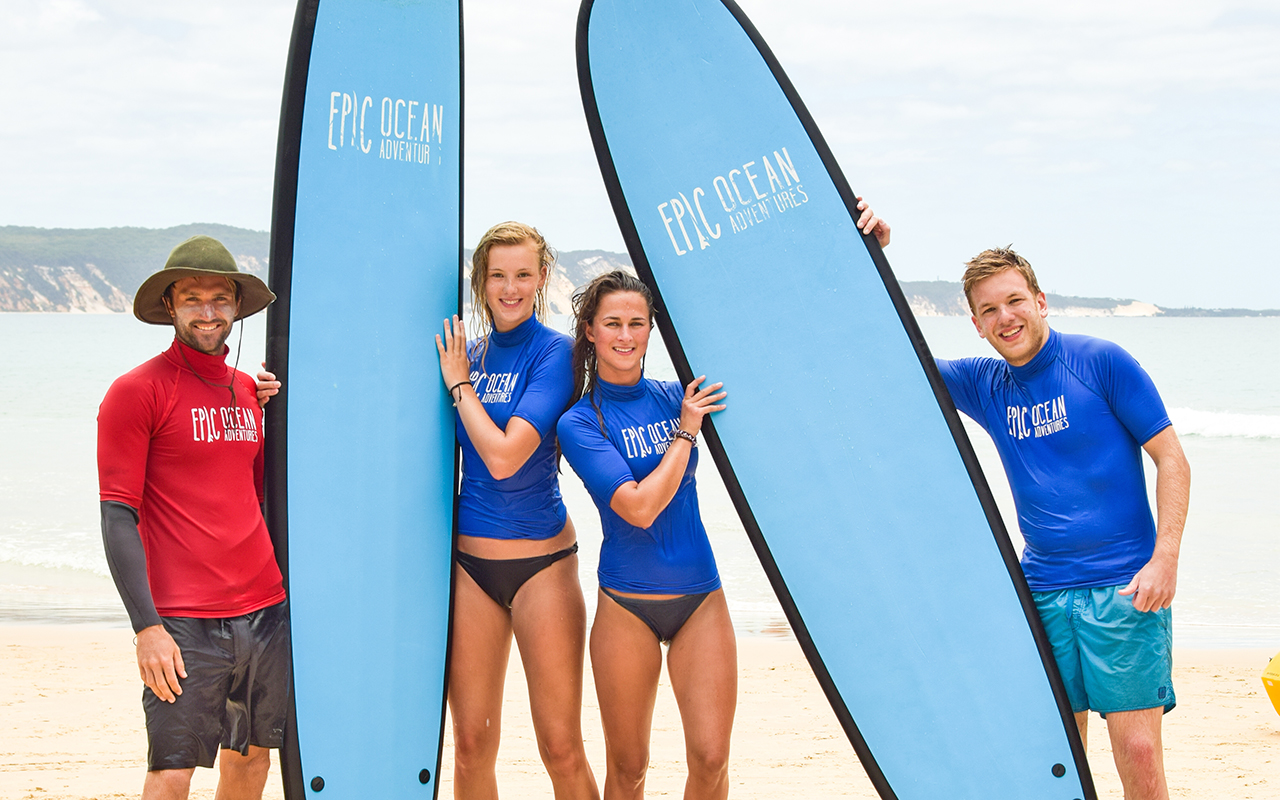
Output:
[456, 516, 577, 559]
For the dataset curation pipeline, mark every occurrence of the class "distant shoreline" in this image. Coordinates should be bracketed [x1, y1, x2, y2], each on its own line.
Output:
[2, 224, 1277, 317]
[898, 280, 1280, 318]
[4, 301, 1279, 319]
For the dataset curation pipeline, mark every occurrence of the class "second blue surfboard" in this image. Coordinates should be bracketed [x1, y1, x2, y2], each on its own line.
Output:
[577, 1, 1095, 798]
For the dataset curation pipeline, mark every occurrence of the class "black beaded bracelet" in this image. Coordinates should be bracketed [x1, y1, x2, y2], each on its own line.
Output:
[672, 429, 697, 446]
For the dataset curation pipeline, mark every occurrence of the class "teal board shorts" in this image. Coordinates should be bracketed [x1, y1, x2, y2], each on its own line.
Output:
[1033, 585, 1175, 716]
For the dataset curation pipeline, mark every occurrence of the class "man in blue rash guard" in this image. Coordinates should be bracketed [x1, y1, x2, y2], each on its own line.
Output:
[935, 247, 1190, 800]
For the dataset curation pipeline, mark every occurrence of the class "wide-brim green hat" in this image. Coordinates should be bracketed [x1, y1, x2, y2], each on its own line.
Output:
[133, 235, 276, 325]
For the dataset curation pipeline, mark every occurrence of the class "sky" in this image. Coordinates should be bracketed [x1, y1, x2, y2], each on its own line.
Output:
[3, 0, 1277, 308]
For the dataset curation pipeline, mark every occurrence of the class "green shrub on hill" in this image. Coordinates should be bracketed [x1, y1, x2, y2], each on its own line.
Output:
[0, 224, 269, 296]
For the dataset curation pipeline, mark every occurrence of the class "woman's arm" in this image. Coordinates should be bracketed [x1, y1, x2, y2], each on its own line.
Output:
[608, 376, 726, 528]
[436, 315, 543, 480]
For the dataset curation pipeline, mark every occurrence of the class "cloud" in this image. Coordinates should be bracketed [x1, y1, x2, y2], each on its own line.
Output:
[0, 0, 294, 230]
[1, 0, 1275, 306]
[738, 0, 1278, 306]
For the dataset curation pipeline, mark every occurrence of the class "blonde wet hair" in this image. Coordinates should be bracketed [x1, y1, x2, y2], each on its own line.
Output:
[469, 221, 555, 370]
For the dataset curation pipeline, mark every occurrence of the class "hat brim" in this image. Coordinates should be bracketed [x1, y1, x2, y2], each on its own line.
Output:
[133, 268, 276, 325]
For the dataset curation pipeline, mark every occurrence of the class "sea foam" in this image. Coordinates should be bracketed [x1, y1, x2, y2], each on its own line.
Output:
[1168, 408, 1280, 439]
[0, 530, 110, 576]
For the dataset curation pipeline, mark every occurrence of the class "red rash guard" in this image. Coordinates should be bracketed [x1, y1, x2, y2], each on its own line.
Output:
[97, 338, 285, 618]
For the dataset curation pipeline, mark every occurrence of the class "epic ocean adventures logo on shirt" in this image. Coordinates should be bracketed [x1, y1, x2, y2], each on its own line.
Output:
[618, 417, 684, 458]
[190, 405, 260, 444]
[472, 369, 519, 405]
[1007, 395, 1070, 441]
[653, 145, 810, 257]
[324, 90, 447, 166]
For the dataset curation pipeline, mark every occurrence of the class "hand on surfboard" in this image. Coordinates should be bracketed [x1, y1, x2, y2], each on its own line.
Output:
[680, 375, 727, 434]
[256, 363, 281, 408]
[136, 624, 187, 703]
[855, 196, 890, 248]
[435, 315, 472, 389]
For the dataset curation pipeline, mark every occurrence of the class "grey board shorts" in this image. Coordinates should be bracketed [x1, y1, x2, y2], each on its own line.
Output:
[142, 599, 290, 771]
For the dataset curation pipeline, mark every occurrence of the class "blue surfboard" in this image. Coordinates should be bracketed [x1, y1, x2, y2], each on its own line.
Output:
[266, 1, 461, 797]
[577, 2, 1094, 798]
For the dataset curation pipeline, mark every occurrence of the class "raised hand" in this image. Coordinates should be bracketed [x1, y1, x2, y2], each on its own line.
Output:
[435, 315, 472, 394]
[256, 362, 280, 408]
[678, 375, 727, 435]
[855, 196, 890, 248]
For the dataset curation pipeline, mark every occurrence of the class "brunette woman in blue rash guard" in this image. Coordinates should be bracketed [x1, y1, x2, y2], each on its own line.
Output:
[557, 271, 736, 800]
[435, 222, 598, 800]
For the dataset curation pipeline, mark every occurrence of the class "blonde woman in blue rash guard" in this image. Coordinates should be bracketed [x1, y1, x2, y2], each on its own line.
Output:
[435, 222, 598, 799]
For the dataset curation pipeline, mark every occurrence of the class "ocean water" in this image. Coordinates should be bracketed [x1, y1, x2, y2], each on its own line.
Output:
[0, 313, 1275, 648]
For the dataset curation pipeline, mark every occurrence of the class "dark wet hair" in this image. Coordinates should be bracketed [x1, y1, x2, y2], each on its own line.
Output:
[569, 270, 655, 431]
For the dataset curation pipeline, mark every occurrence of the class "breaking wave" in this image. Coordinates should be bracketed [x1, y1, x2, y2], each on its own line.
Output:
[1168, 408, 1280, 439]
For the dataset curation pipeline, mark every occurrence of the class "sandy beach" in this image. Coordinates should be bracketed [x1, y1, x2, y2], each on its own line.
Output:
[1, 625, 1275, 799]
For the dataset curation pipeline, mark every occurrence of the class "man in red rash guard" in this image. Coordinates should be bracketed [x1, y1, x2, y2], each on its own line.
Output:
[97, 235, 287, 800]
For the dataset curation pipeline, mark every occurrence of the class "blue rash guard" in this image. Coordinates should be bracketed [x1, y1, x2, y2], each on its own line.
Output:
[937, 330, 1172, 592]
[556, 376, 721, 595]
[457, 316, 574, 540]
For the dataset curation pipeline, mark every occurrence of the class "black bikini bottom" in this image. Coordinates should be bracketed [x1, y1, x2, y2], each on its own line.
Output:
[455, 543, 578, 609]
[603, 589, 711, 644]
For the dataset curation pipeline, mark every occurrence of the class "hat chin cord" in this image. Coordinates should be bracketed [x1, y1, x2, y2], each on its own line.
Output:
[177, 318, 246, 409]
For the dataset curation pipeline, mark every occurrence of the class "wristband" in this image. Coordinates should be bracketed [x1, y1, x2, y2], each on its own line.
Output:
[449, 380, 472, 406]
[673, 429, 697, 446]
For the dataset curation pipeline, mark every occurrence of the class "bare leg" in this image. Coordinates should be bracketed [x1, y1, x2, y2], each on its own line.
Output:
[1105, 707, 1168, 800]
[214, 746, 272, 800]
[591, 589, 663, 800]
[449, 564, 515, 800]
[142, 768, 195, 800]
[1074, 710, 1089, 749]
[666, 590, 736, 800]
[511, 553, 599, 800]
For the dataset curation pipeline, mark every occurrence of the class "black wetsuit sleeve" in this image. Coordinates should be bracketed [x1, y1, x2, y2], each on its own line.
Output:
[100, 500, 163, 633]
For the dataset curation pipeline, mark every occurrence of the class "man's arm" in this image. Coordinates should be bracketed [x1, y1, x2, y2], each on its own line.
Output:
[100, 501, 187, 702]
[1119, 426, 1190, 612]
[101, 501, 161, 632]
